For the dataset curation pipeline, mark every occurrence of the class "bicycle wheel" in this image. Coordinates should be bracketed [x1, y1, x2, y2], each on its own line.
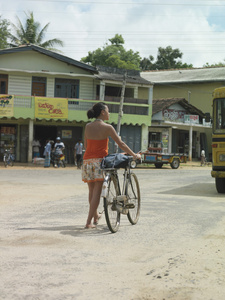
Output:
[103, 174, 121, 233]
[127, 173, 141, 225]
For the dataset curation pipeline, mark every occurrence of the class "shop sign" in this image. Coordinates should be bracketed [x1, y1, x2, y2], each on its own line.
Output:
[0, 95, 14, 117]
[184, 115, 199, 124]
[62, 130, 72, 139]
[163, 108, 186, 122]
[35, 97, 68, 119]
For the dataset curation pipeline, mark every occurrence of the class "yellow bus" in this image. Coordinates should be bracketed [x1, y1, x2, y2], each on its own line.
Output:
[211, 87, 225, 193]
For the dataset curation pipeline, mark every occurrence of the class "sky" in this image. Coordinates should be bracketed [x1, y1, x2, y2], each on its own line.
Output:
[2, 0, 225, 68]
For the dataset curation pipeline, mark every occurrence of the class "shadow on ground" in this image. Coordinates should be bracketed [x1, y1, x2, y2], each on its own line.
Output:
[159, 183, 224, 198]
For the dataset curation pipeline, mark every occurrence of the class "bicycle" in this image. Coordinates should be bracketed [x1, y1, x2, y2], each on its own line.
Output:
[3, 148, 15, 167]
[101, 156, 141, 233]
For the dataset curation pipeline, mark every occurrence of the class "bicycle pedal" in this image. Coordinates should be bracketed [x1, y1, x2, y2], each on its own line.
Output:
[124, 203, 135, 209]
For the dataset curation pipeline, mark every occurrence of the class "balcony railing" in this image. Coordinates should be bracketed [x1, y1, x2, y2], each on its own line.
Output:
[13, 95, 150, 115]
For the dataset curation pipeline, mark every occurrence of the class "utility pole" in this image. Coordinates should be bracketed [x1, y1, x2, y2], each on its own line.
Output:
[115, 71, 127, 153]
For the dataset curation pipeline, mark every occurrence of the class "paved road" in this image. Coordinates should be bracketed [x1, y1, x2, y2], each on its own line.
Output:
[1, 165, 225, 300]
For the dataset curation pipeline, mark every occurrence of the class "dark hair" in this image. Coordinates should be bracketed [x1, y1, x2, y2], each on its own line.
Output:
[87, 102, 106, 119]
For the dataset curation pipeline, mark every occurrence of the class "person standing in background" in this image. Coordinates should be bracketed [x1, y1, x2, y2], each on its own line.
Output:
[43, 140, 54, 168]
[32, 138, 41, 158]
[75, 139, 83, 169]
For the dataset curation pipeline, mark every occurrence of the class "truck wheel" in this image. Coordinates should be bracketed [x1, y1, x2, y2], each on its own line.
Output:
[215, 178, 225, 193]
[130, 160, 137, 169]
[155, 163, 163, 168]
[170, 158, 180, 169]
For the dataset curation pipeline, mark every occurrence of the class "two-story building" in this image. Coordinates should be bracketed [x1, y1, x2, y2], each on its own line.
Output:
[0, 45, 153, 163]
[141, 67, 225, 160]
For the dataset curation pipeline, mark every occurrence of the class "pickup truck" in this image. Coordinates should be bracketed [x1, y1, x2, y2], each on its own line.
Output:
[131, 150, 187, 169]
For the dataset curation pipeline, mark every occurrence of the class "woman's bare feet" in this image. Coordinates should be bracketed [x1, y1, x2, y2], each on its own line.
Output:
[84, 224, 96, 229]
[93, 213, 102, 225]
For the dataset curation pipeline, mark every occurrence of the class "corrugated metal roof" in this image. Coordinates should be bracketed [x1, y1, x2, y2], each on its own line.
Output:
[153, 98, 205, 117]
[0, 44, 97, 73]
[96, 65, 153, 85]
[141, 67, 225, 84]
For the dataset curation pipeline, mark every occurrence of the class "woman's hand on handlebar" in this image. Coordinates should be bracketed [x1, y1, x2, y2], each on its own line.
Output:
[134, 153, 141, 160]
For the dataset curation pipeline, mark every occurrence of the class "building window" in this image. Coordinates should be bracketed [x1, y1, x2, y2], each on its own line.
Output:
[0, 74, 8, 94]
[55, 78, 79, 98]
[32, 77, 46, 96]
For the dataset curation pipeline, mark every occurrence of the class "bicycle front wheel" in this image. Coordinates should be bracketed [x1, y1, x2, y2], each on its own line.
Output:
[127, 173, 141, 225]
[103, 174, 121, 233]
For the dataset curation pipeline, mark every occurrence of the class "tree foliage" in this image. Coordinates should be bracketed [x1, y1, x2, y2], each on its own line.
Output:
[10, 11, 63, 51]
[203, 61, 225, 68]
[140, 46, 193, 70]
[0, 16, 11, 49]
[81, 34, 141, 70]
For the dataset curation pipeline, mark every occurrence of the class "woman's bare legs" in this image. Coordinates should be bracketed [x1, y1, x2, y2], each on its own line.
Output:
[85, 181, 103, 228]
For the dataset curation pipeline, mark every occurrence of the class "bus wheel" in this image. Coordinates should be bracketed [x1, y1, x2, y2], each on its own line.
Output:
[215, 178, 225, 193]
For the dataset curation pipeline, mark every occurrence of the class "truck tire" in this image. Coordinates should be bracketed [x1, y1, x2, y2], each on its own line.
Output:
[170, 158, 180, 169]
[215, 178, 225, 193]
[155, 163, 163, 168]
[130, 160, 137, 169]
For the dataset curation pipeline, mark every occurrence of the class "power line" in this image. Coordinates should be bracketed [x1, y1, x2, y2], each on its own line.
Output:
[17, 0, 225, 6]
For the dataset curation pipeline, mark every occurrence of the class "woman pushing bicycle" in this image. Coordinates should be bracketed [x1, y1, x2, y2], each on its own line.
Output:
[82, 102, 141, 229]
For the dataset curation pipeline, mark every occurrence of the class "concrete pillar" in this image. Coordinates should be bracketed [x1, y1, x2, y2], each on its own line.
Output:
[16, 124, 20, 161]
[168, 127, 172, 153]
[141, 124, 148, 151]
[148, 86, 153, 106]
[100, 82, 105, 101]
[28, 119, 33, 162]
[189, 125, 193, 161]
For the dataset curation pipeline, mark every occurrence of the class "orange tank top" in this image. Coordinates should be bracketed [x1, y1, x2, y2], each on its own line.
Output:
[83, 138, 109, 159]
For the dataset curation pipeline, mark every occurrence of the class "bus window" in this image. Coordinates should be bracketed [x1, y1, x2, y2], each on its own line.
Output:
[215, 98, 225, 130]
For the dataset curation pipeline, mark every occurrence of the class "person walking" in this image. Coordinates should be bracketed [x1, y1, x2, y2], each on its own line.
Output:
[201, 149, 206, 166]
[43, 140, 54, 167]
[75, 139, 83, 169]
[82, 102, 141, 229]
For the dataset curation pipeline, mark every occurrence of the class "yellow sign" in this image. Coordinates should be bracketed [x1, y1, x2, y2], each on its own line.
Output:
[0, 95, 14, 117]
[35, 97, 68, 119]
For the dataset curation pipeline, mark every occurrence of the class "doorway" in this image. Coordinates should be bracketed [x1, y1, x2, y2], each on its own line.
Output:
[34, 125, 57, 156]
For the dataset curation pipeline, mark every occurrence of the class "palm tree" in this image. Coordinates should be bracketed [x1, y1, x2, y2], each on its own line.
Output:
[10, 11, 63, 52]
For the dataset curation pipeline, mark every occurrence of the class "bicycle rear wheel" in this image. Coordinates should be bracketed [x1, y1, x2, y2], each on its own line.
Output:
[103, 174, 121, 233]
[127, 173, 141, 225]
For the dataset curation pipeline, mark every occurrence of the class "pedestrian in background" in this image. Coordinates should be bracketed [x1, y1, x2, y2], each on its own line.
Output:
[32, 138, 41, 158]
[201, 149, 206, 166]
[75, 139, 83, 169]
[43, 140, 54, 168]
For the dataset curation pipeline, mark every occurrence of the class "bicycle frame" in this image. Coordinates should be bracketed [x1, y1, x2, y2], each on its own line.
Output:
[102, 157, 141, 233]
[103, 160, 134, 215]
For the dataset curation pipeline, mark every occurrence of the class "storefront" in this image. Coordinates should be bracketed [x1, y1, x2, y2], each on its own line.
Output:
[0, 125, 16, 160]
[150, 98, 212, 160]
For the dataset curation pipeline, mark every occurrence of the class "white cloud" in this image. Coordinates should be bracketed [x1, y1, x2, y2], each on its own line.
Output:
[2, 0, 225, 67]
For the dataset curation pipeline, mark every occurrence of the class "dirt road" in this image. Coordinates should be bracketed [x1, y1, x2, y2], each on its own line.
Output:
[1, 164, 225, 300]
